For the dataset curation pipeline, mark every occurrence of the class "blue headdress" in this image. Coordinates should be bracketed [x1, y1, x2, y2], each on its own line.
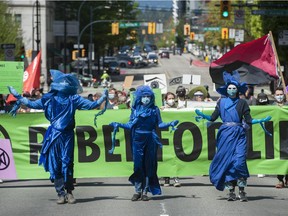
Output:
[50, 69, 83, 95]
[132, 85, 155, 109]
[216, 71, 248, 97]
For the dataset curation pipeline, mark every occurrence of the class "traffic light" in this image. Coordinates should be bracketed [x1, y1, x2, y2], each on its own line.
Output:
[72, 50, 79, 60]
[111, 22, 119, 35]
[148, 22, 156, 34]
[81, 49, 86, 57]
[20, 46, 25, 60]
[221, 28, 228, 39]
[184, 24, 190, 36]
[220, 0, 231, 20]
[190, 32, 195, 40]
[26, 49, 32, 58]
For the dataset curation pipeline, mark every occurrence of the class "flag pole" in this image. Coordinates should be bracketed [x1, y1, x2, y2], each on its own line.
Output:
[269, 31, 287, 94]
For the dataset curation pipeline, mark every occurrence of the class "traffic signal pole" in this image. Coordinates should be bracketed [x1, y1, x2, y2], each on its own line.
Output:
[77, 20, 114, 76]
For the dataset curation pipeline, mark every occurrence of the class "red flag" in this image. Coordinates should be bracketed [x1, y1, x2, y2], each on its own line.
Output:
[5, 94, 17, 105]
[210, 34, 278, 85]
[23, 50, 41, 93]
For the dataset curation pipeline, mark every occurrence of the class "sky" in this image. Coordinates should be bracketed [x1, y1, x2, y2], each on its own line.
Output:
[137, 0, 172, 10]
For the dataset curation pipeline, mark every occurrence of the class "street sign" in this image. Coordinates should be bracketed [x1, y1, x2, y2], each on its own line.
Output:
[156, 23, 163, 34]
[73, 44, 84, 49]
[234, 10, 245, 25]
[229, 28, 235, 39]
[252, 10, 288, 16]
[4, 49, 15, 61]
[1, 44, 16, 49]
[278, 30, 288, 46]
[203, 27, 220, 31]
[119, 22, 140, 28]
[235, 29, 244, 42]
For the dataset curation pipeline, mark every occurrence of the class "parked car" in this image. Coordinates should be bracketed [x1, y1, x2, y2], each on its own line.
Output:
[103, 61, 120, 75]
[116, 55, 134, 68]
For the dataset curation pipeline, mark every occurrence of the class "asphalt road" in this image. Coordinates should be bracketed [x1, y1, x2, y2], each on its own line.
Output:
[0, 176, 287, 216]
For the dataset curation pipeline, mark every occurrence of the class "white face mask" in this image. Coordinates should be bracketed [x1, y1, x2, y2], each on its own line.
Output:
[275, 95, 284, 102]
[227, 84, 238, 97]
[108, 94, 115, 100]
[167, 99, 175, 106]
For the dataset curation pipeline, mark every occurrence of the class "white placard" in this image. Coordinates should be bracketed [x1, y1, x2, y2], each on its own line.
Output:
[182, 74, 201, 85]
[182, 74, 193, 84]
[143, 74, 167, 94]
[192, 75, 201, 85]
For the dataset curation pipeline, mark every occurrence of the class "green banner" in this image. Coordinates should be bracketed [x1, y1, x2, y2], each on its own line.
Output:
[0, 106, 288, 180]
[0, 61, 24, 94]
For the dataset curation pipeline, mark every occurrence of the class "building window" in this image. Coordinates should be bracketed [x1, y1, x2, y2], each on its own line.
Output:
[15, 14, 22, 26]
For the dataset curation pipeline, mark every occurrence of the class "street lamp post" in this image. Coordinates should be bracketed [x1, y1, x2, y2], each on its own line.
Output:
[76, 0, 87, 76]
[77, 20, 114, 77]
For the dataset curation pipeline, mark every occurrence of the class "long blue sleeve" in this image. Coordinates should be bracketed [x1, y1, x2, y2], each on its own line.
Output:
[24, 98, 44, 109]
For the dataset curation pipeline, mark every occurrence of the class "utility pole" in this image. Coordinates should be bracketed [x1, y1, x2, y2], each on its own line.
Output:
[35, 0, 40, 53]
[32, 0, 41, 59]
[64, 7, 67, 73]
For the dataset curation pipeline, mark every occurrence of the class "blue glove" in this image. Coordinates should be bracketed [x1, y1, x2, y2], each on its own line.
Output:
[195, 109, 211, 121]
[170, 120, 179, 127]
[8, 86, 21, 99]
[109, 122, 119, 129]
[97, 91, 108, 104]
[103, 89, 108, 97]
[252, 116, 272, 124]
[195, 116, 204, 122]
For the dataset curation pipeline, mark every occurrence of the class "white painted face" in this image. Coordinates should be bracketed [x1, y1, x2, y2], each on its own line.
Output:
[227, 84, 238, 97]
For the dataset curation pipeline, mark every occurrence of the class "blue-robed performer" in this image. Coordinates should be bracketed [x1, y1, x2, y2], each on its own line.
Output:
[195, 71, 271, 202]
[109, 85, 179, 201]
[7, 69, 108, 204]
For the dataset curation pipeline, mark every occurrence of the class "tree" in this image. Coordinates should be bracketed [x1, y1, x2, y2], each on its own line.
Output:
[259, 1, 288, 62]
[0, 1, 23, 60]
[204, 0, 263, 51]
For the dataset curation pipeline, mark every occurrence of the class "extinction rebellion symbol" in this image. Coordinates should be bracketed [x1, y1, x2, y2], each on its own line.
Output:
[0, 148, 10, 170]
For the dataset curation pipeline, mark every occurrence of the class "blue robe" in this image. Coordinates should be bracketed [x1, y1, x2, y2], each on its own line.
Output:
[24, 92, 103, 182]
[119, 106, 170, 195]
[209, 97, 252, 191]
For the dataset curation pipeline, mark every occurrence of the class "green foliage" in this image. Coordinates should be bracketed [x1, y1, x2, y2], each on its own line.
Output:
[136, 6, 174, 48]
[204, 0, 263, 49]
[259, 1, 288, 62]
[54, 0, 138, 56]
[0, 1, 23, 60]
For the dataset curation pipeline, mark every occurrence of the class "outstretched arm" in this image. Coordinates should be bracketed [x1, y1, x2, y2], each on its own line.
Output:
[195, 109, 212, 122]
[252, 116, 272, 124]
[110, 109, 138, 130]
[155, 107, 179, 129]
[77, 89, 108, 110]
[7, 86, 43, 113]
